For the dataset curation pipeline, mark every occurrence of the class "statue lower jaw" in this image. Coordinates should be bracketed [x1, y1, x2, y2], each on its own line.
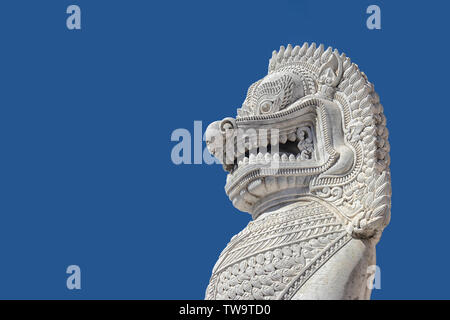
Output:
[253, 188, 319, 220]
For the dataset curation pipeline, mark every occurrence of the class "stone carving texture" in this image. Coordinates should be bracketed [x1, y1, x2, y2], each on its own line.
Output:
[204, 43, 391, 300]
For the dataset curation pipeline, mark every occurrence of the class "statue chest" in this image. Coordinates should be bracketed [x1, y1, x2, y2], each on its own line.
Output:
[206, 200, 352, 300]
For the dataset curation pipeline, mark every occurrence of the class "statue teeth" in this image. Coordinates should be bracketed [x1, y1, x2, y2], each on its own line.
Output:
[271, 135, 279, 146]
[249, 153, 256, 163]
[243, 157, 249, 164]
[296, 154, 302, 161]
[287, 132, 296, 142]
[257, 152, 264, 161]
[264, 153, 271, 162]
[281, 154, 288, 162]
[259, 136, 268, 147]
[273, 153, 280, 161]
[289, 154, 296, 162]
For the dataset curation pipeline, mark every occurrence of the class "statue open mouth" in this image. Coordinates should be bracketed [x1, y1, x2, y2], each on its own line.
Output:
[229, 137, 308, 174]
[225, 112, 317, 176]
[206, 95, 354, 216]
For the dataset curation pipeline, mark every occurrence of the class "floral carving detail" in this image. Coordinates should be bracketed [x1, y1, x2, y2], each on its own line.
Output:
[315, 186, 343, 203]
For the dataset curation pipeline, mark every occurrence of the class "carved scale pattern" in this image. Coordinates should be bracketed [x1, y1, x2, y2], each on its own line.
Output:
[205, 200, 351, 300]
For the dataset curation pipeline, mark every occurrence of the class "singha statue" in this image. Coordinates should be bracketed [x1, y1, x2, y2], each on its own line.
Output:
[204, 43, 391, 300]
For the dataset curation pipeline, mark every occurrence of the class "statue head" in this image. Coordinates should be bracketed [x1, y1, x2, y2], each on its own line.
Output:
[205, 43, 391, 239]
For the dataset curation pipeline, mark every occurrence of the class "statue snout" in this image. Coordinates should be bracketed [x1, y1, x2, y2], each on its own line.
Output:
[205, 117, 237, 169]
[205, 120, 222, 159]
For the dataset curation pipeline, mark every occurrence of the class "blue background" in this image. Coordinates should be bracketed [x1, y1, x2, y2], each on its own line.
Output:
[0, 0, 448, 299]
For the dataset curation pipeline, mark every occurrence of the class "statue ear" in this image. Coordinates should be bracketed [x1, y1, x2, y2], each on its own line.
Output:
[318, 52, 343, 88]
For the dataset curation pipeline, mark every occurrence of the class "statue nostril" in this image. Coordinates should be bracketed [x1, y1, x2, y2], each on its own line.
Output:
[223, 123, 233, 130]
[220, 117, 236, 133]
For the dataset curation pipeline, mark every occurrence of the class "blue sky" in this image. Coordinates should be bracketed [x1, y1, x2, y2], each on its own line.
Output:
[0, 0, 448, 299]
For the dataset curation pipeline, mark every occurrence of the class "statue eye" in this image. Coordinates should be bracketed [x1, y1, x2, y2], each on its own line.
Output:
[260, 101, 273, 114]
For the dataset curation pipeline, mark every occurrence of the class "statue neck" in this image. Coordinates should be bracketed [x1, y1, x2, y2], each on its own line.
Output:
[251, 187, 310, 220]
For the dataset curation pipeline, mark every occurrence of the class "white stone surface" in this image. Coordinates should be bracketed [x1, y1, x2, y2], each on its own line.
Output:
[204, 43, 391, 300]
